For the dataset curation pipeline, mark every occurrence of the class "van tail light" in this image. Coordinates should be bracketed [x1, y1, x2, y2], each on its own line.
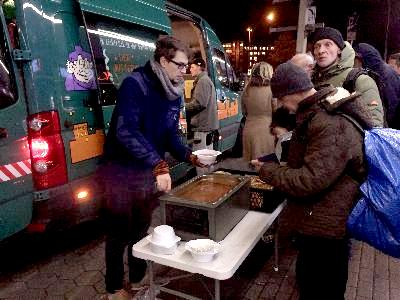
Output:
[27, 111, 68, 190]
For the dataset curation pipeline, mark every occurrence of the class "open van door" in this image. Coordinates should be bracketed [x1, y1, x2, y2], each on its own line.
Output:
[0, 6, 33, 240]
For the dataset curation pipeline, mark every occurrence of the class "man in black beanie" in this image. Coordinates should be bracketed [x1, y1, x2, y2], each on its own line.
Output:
[311, 26, 385, 127]
[259, 61, 370, 300]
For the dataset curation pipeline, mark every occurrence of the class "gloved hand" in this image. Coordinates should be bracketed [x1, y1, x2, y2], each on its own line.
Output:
[156, 173, 171, 192]
[189, 154, 206, 168]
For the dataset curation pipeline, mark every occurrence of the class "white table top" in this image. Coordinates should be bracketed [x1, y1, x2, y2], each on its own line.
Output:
[132, 202, 286, 281]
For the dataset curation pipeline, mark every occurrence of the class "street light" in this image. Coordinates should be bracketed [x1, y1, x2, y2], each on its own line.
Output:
[246, 27, 253, 46]
[266, 12, 275, 23]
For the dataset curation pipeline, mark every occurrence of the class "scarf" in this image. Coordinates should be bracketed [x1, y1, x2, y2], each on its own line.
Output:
[150, 58, 184, 101]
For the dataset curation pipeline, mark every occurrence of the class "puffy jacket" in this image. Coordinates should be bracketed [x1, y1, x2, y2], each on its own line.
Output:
[185, 72, 218, 131]
[313, 42, 385, 127]
[259, 86, 367, 239]
[103, 61, 191, 170]
[355, 43, 400, 129]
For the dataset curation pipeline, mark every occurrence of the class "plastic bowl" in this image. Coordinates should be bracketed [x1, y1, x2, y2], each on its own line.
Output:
[150, 225, 180, 246]
[185, 239, 221, 263]
[147, 237, 178, 255]
[193, 149, 222, 166]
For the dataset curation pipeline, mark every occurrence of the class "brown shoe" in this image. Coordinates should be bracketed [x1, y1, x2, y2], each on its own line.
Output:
[107, 289, 131, 300]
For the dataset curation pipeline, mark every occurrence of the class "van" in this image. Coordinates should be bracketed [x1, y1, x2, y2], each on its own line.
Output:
[0, 0, 242, 241]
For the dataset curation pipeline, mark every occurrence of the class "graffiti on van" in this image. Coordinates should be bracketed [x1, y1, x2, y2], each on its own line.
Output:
[65, 46, 97, 91]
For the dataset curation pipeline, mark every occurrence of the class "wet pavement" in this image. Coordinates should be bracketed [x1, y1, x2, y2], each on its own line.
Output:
[0, 158, 399, 299]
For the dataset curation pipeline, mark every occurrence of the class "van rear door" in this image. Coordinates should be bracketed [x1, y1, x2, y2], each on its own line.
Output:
[0, 7, 33, 240]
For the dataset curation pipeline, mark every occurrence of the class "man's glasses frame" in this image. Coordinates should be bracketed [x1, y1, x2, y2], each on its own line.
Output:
[168, 58, 188, 70]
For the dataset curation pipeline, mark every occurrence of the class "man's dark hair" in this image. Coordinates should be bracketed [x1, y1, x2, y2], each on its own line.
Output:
[154, 36, 190, 63]
[388, 53, 400, 67]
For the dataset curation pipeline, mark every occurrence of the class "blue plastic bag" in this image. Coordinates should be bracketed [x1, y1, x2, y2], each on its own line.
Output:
[347, 128, 400, 258]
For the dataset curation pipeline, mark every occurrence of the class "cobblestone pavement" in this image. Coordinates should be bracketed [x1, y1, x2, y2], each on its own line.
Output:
[0, 158, 399, 299]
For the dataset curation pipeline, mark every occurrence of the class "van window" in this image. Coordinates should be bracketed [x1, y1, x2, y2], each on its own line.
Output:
[83, 12, 160, 106]
[212, 48, 230, 88]
[0, 19, 17, 109]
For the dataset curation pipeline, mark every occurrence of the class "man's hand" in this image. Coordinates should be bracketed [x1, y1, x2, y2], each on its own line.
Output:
[189, 154, 207, 168]
[156, 173, 171, 192]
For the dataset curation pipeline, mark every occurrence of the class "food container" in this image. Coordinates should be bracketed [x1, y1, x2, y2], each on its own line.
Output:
[185, 239, 221, 263]
[159, 173, 250, 242]
[192, 149, 222, 166]
[146, 225, 181, 255]
[215, 169, 285, 213]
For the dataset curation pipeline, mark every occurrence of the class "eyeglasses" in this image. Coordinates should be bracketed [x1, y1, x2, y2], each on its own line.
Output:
[168, 59, 188, 70]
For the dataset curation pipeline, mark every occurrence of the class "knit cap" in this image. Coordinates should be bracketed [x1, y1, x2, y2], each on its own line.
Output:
[312, 27, 345, 50]
[270, 62, 314, 99]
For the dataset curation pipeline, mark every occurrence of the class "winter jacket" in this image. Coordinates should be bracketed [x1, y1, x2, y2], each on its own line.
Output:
[185, 72, 218, 132]
[103, 61, 191, 170]
[312, 42, 385, 127]
[241, 85, 275, 160]
[355, 43, 400, 129]
[259, 86, 368, 239]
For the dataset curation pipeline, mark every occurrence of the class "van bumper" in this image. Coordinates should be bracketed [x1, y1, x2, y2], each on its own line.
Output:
[31, 175, 104, 230]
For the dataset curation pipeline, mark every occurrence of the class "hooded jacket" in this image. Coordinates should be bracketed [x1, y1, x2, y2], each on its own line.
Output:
[260, 86, 368, 239]
[312, 42, 385, 127]
[355, 43, 400, 129]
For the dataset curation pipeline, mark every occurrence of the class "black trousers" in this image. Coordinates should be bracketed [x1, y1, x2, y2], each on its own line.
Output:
[296, 234, 350, 300]
[100, 164, 157, 293]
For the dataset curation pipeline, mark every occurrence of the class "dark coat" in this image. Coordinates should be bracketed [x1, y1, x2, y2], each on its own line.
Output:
[103, 61, 191, 172]
[355, 43, 400, 129]
[259, 87, 367, 239]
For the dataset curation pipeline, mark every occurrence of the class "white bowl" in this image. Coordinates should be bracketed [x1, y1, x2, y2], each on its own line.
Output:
[150, 225, 180, 246]
[192, 149, 222, 166]
[146, 237, 178, 255]
[185, 239, 221, 263]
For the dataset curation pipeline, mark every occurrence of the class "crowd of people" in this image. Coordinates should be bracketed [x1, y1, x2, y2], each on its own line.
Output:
[100, 26, 399, 300]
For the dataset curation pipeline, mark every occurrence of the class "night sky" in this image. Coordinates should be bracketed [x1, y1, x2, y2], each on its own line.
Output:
[169, 0, 400, 57]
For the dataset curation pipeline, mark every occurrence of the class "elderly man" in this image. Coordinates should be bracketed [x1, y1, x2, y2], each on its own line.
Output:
[388, 53, 400, 75]
[312, 27, 384, 127]
[291, 53, 314, 77]
[260, 62, 370, 300]
[101, 36, 203, 299]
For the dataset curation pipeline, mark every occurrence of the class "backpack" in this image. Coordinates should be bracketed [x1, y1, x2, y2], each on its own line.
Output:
[343, 68, 388, 125]
[326, 104, 400, 258]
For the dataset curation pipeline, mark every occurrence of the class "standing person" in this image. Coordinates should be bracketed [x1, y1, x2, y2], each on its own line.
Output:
[290, 53, 315, 78]
[241, 62, 275, 161]
[185, 57, 218, 151]
[311, 27, 385, 127]
[259, 62, 370, 300]
[388, 53, 400, 75]
[100, 36, 203, 300]
[355, 43, 400, 129]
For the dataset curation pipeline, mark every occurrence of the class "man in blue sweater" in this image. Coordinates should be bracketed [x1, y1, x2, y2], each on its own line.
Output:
[101, 36, 202, 299]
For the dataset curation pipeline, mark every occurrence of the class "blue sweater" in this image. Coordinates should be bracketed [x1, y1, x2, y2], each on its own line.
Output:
[104, 62, 191, 169]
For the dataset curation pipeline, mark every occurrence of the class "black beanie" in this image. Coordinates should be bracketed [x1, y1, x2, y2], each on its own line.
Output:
[270, 62, 314, 99]
[312, 27, 345, 50]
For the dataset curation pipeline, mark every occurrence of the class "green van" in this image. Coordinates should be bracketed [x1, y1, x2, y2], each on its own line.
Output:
[0, 0, 242, 241]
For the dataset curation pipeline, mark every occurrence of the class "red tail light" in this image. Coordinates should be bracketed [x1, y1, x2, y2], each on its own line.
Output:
[28, 111, 68, 190]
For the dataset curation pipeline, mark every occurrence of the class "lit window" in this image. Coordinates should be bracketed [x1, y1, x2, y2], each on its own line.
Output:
[263, 47, 266, 50]
[262, 52, 265, 55]
[233, 43, 235, 46]
[240, 43, 243, 47]
[249, 62, 252, 67]
[254, 46, 257, 50]
[254, 57, 257, 61]
[250, 52, 253, 55]
[250, 57, 253, 60]
[271, 47, 274, 50]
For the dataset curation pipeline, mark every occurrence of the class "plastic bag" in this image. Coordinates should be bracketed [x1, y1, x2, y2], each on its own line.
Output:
[347, 128, 400, 258]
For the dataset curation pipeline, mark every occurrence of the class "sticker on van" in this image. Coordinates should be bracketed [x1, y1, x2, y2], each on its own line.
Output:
[65, 46, 97, 91]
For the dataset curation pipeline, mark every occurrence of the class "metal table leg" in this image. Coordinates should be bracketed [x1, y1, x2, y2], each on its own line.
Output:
[273, 217, 280, 272]
[214, 279, 220, 300]
[148, 261, 156, 300]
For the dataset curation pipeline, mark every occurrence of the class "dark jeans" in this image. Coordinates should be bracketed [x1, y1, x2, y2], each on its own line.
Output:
[100, 164, 158, 293]
[296, 234, 350, 300]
